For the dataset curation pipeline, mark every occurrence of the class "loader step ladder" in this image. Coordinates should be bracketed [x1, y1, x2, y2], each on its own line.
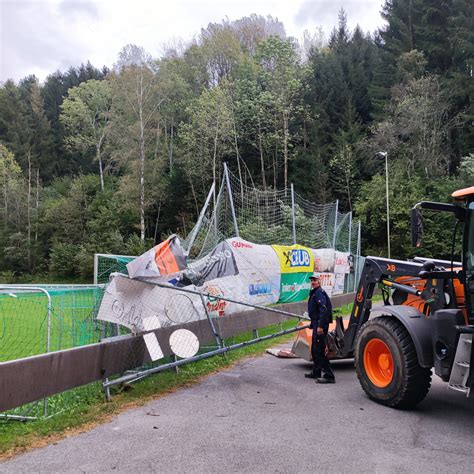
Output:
[448, 328, 473, 396]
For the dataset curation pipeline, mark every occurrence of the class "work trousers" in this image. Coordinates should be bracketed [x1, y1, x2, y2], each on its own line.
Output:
[311, 331, 335, 380]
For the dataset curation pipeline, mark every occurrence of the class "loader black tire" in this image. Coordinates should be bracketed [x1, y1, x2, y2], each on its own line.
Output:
[355, 316, 432, 409]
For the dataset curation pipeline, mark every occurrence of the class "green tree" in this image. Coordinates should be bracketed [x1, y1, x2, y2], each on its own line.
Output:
[60, 79, 112, 191]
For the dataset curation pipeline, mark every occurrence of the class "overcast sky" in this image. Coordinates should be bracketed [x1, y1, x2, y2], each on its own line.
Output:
[0, 0, 386, 83]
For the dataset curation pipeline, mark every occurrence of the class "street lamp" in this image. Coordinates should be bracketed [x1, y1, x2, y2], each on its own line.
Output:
[377, 151, 390, 258]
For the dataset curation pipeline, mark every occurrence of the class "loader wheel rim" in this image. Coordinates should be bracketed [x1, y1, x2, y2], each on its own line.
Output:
[364, 338, 394, 388]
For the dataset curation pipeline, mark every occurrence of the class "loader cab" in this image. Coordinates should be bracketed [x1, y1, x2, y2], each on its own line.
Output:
[459, 189, 474, 324]
[411, 186, 474, 324]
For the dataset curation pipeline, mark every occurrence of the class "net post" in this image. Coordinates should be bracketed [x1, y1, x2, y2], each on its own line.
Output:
[93, 253, 99, 285]
[332, 199, 339, 249]
[291, 183, 297, 245]
[224, 163, 239, 238]
[354, 220, 362, 292]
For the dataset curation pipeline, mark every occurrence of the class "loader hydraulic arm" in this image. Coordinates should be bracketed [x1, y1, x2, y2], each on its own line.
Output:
[334, 257, 427, 358]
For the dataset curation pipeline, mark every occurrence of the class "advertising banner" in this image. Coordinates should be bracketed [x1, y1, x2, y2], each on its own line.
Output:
[272, 244, 314, 274]
[312, 272, 335, 297]
[97, 274, 206, 331]
[279, 272, 312, 303]
[198, 238, 281, 317]
[312, 248, 335, 273]
[126, 235, 187, 279]
[332, 273, 345, 295]
[185, 241, 239, 286]
[334, 251, 351, 274]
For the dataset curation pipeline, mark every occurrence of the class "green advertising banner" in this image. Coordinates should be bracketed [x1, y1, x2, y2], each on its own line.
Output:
[279, 272, 312, 303]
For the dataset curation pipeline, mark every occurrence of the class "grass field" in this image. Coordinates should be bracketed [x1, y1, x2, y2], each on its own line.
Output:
[0, 287, 104, 363]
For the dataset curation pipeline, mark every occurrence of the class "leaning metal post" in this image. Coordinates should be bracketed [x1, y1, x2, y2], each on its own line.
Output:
[291, 183, 297, 245]
[224, 163, 240, 238]
[185, 181, 216, 256]
[199, 293, 224, 349]
[332, 199, 339, 250]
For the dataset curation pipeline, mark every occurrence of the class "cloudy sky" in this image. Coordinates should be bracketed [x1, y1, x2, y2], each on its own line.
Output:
[1, 0, 386, 83]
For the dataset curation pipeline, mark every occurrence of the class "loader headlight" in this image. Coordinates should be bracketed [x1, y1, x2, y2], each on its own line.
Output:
[435, 341, 449, 360]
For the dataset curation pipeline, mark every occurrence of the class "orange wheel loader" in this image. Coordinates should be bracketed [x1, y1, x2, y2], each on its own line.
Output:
[332, 186, 474, 408]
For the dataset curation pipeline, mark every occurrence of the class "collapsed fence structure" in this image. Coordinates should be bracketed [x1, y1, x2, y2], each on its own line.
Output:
[95, 164, 362, 288]
[1, 166, 363, 421]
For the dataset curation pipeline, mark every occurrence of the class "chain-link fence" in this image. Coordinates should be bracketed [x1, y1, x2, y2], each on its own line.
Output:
[0, 285, 105, 420]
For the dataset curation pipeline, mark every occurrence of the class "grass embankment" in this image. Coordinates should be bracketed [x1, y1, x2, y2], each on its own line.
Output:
[0, 302, 355, 459]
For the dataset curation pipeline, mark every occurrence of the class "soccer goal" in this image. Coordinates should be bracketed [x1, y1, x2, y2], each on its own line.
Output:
[93, 253, 137, 285]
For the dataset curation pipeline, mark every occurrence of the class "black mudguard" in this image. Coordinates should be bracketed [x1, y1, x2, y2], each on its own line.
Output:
[370, 305, 434, 368]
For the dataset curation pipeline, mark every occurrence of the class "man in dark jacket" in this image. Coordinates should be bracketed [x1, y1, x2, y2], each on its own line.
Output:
[305, 274, 335, 383]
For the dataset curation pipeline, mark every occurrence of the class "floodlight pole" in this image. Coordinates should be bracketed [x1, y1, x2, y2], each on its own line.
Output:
[332, 199, 339, 249]
[377, 151, 390, 258]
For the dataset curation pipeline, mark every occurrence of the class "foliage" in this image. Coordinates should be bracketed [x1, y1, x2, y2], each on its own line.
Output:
[0, 5, 472, 280]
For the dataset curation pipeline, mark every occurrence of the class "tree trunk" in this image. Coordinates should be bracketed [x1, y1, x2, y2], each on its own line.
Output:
[96, 144, 104, 192]
[3, 165, 7, 230]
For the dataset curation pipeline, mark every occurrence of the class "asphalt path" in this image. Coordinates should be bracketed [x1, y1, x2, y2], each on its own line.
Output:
[2, 346, 473, 473]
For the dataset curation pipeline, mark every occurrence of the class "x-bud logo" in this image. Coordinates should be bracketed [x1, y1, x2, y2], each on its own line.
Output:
[284, 249, 311, 268]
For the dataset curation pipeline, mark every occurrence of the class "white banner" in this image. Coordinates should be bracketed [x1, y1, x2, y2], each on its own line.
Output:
[312, 249, 335, 273]
[332, 273, 345, 295]
[97, 274, 206, 331]
[334, 251, 351, 274]
[313, 272, 335, 297]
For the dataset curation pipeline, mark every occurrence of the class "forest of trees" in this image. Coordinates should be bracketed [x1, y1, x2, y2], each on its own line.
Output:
[0, 0, 473, 282]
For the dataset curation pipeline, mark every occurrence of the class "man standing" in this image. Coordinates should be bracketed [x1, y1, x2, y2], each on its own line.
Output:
[305, 274, 335, 383]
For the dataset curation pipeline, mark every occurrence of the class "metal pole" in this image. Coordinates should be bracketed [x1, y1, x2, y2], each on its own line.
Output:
[93, 254, 98, 285]
[354, 221, 361, 292]
[224, 162, 239, 238]
[185, 181, 216, 255]
[332, 199, 339, 249]
[103, 323, 311, 388]
[290, 183, 297, 245]
[348, 211, 352, 254]
[385, 153, 391, 258]
[199, 293, 223, 348]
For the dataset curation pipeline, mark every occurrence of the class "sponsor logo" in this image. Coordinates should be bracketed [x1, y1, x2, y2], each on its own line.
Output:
[248, 282, 273, 296]
[283, 249, 311, 268]
[231, 240, 253, 249]
[206, 285, 227, 317]
[386, 263, 397, 272]
[282, 281, 311, 293]
[203, 249, 232, 265]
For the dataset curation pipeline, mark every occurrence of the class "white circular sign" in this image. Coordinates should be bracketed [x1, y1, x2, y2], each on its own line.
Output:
[169, 329, 200, 358]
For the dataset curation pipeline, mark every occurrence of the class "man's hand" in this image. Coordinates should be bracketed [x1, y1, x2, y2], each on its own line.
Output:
[316, 326, 324, 335]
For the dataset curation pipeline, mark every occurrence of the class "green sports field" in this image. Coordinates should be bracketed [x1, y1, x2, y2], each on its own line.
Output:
[0, 287, 105, 363]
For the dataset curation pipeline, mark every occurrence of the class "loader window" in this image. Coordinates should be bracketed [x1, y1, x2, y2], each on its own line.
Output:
[466, 203, 474, 274]
[465, 202, 474, 322]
